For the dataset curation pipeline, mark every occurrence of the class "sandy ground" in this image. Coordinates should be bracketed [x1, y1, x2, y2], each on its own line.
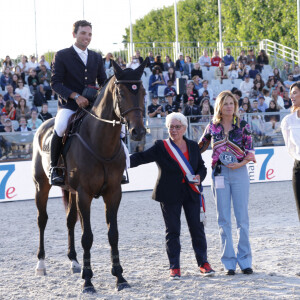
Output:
[0, 181, 300, 300]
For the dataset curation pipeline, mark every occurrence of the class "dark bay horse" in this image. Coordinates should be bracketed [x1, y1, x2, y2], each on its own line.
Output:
[32, 59, 147, 293]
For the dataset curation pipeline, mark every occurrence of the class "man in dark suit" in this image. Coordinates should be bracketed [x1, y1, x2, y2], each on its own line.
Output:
[49, 20, 106, 185]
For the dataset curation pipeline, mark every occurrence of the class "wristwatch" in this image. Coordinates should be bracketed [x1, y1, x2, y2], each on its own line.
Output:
[73, 93, 80, 101]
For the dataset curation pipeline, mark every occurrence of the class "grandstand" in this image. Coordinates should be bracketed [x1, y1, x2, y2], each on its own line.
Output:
[0, 39, 297, 159]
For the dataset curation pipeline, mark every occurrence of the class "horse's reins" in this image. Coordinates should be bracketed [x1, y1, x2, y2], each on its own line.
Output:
[81, 79, 143, 126]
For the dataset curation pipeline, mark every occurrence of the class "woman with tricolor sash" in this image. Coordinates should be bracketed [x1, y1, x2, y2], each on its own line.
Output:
[130, 112, 215, 280]
[199, 90, 256, 276]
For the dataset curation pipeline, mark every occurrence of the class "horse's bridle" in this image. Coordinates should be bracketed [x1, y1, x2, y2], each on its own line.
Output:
[81, 79, 143, 126]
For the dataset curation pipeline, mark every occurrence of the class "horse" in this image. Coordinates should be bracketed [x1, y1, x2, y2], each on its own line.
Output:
[32, 59, 147, 293]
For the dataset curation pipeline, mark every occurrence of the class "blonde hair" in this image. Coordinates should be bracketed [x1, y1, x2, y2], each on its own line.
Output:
[212, 90, 240, 124]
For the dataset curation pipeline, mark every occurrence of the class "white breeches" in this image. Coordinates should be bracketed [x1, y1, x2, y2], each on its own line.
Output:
[54, 109, 76, 137]
[122, 140, 130, 169]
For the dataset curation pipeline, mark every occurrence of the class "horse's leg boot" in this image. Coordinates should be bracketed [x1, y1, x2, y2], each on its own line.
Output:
[49, 131, 65, 186]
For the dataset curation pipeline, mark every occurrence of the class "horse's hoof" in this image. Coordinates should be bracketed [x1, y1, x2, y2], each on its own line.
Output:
[117, 282, 131, 291]
[35, 268, 46, 276]
[70, 260, 81, 274]
[82, 286, 96, 294]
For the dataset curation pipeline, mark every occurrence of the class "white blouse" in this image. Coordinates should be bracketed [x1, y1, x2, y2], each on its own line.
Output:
[15, 86, 32, 101]
[281, 111, 300, 161]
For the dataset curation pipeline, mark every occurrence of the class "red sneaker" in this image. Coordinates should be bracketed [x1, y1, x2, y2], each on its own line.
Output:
[200, 263, 215, 277]
[170, 268, 181, 280]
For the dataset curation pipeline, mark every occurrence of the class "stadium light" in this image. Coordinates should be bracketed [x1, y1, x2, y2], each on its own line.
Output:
[83, 0, 85, 19]
[129, 0, 134, 62]
[218, 0, 223, 56]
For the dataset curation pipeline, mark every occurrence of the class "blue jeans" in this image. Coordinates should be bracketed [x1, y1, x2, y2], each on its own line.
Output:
[212, 165, 252, 271]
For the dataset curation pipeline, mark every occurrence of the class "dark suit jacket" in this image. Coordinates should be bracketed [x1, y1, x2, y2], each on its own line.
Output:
[51, 46, 107, 111]
[130, 137, 207, 204]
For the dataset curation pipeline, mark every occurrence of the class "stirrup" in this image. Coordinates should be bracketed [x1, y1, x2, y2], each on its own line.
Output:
[49, 166, 65, 186]
[121, 170, 129, 184]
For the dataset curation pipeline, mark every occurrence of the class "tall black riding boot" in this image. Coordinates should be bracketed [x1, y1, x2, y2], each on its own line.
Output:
[49, 131, 64, 186]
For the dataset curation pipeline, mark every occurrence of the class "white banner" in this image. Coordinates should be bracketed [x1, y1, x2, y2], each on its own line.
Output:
[0, 146, 294, 202]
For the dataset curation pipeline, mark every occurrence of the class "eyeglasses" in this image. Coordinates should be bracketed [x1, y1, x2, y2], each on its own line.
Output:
[169, 125, 183, 130]
[18, 81, 23, 83]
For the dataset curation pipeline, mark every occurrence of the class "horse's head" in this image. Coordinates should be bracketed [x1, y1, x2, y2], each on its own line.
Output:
[111, 59, 147, 141]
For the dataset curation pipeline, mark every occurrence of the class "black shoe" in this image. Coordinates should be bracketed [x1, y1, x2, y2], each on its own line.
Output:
[226, 269, 235, 275]
[242, 268, 253, 275]
[49, 167, 65, 186]
[121, 174, 129, 184]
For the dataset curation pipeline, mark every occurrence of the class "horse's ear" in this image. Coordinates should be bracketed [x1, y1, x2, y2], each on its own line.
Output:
[135, 57, 149, 79]
[111, 59, 123, 79]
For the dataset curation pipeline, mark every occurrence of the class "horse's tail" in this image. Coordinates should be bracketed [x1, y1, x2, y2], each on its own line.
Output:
[61, 189, 79, 221]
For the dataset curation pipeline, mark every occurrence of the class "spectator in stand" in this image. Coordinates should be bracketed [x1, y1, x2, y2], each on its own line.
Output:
[27, 108, 42, 131]
[265, 100, 280, 128]
[227, 62, 239, 80]
[179, 83, 199, 105]
[191, 62, 203, 79]
[146, 51, 155, 70]
[164, 67, 176, 86]
[237, 62, 247, 80]
[164, 93, 177, 115]
[11, 74, 20, 92]
[0, 67, 13, 91]
[2, 100, 16, 120]
[103, 52, 113, 72]
[16, 116, 32, 132]
[2, 55, 14, 72]
[200, 100, 212, 123]
[183, 55, 194, 79]
[18, 55, 29, 76]
[283, 90, 292, 109]
[16, 98, 31, 121]
[126, 56, 140, 70]
[211, 50, 222, 67]
[27, 55, 39, 70]
[265, 77, 276, 93]
[247, 49, 256, 65]
[263, 88, 272, 106]
[281, 63, 291, 82]
[249, 81, 263, 99]
[12, 93, 21, 107]
[241, 101, 252, 113]
[183, 97, 201, 123]
[257, 96, 268, 112]
[271, 89, 284, 110]
[284, 73, 295, 90]
[0, 95, 5, 110]
[254, 73, 265, 88]
[27, 68, 40, 95]
[223, 48, 235, 66]
[0, 118, 15, 133]
[154, 55, 164, 71]
[240, 74, 253, 97]
[175, 53, 185, 74]
[164, 80, 177, 97]
[0, 113, 6, 130]
[232, 89, 243, 107]
[115, 56, 126, 69]
[293, 65, 300, 81]
[273, 68, 281, 83]
[163, 55, 175, 71]
[38, 103, 53, 122]
[148, 66, 165, 96]
[39, 55, 51, 70]
[248, 62, 259, 79]
[3, 84, 15, 102]
[199, 50, 211, 70]
[214, 60, 228, 83]
[236, 50, 247, 63]
[135, 50, 144, 64]
[199, 96, 214, 114]
[147, 94, 165, 142]
[192, 75, 203, 91]
[275, 80, 286, 98]
[38, 65, 51, 98]
[243, 57, 251, 73]
[198, 80, 213, 102]
[15, 79, 31, 101]
[256, 49, 269, 72]
[14, 65, 25, 83]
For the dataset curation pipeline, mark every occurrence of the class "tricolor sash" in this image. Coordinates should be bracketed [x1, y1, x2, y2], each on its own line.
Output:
[163, 138, 206, 212]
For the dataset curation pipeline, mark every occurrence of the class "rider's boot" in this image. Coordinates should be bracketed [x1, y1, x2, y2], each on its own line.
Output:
[49, 131, 65, 186]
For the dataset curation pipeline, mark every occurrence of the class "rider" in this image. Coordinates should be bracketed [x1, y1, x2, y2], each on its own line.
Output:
[50, 20, 106, 186]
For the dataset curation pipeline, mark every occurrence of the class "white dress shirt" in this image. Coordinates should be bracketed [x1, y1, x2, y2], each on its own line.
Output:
[281, 111, 300, 160]
[73, 44, 88, 65]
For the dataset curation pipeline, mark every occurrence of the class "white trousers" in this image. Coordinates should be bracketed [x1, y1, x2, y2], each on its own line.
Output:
[54, 108, 75, 137]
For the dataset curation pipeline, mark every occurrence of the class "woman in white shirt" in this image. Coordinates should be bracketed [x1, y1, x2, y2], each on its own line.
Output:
[281, 82, 300, 220]
[15, 80, 32, 101]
